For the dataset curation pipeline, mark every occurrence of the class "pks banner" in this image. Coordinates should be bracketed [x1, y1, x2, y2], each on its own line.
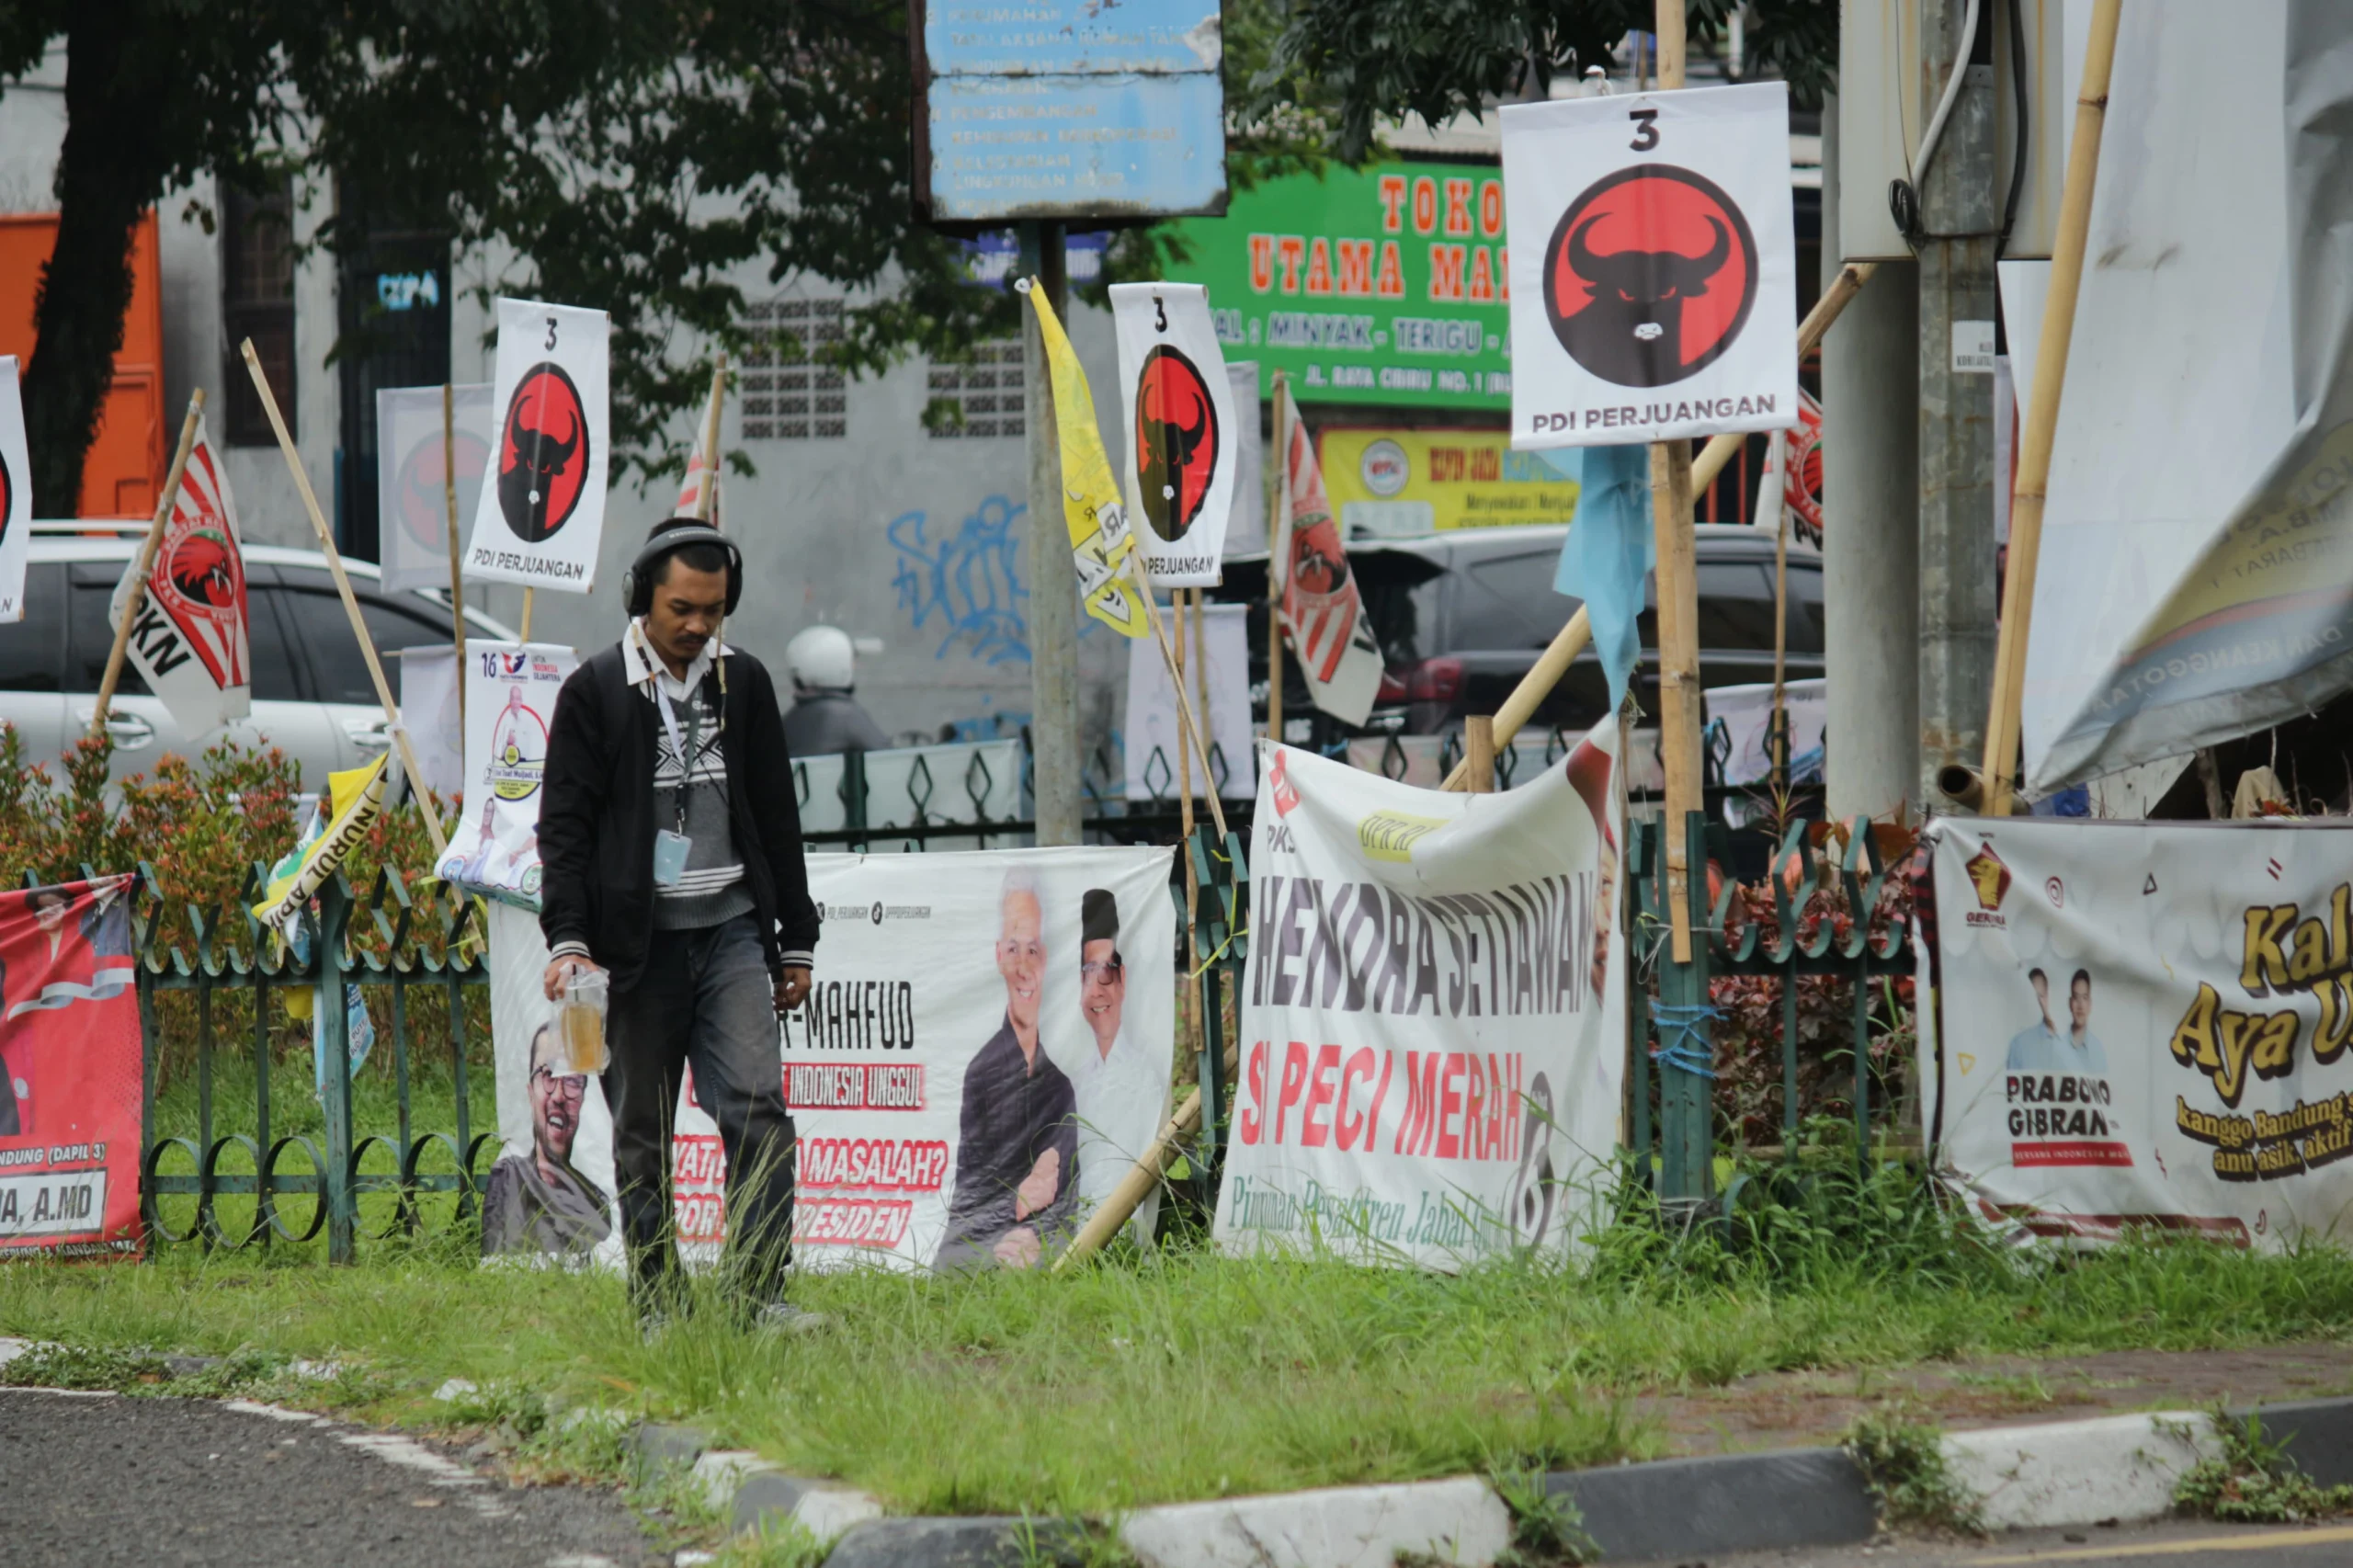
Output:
[0, 877, 142, 1258]
[1275, 396, 1382, 726]
[1926, 818, 2353, 1249]
[377, 383, 492, 594]
[1111, 282, 1237, 587]
[464, 300, 611, 593]
[435, 642, 579, 909]
[1500, 82, 1797, 449]
[1212, 724, 1629, 1268]
[674, 846, 1177, 1268]
[0, 355, 30, 622]
[109, 417, 251, 737]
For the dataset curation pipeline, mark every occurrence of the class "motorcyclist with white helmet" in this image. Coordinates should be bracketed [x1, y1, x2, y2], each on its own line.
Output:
[780, 625, 891, 757]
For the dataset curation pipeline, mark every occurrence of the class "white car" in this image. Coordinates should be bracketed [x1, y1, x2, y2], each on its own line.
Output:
[0, 522, 517, 790]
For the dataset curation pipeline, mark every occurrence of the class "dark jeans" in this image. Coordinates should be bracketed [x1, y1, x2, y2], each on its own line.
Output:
[602, 914, 795, 1308]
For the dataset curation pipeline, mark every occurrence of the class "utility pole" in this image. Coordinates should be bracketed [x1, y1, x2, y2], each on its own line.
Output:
[1822, 93, 1922, 824]
[1019, 219, 1083, 846]
[1915, 0, 1999, 812]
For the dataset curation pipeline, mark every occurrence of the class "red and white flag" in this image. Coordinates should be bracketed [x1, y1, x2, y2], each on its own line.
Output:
[109, 418, 251, 736]
[674, 448, 721, 523]
[1273, 405, 1381, 727]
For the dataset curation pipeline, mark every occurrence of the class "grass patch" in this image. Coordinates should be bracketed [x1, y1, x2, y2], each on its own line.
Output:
[1845, 1407, 1985, 1537]
[2174, 1410, 2353, 1524]
[5, 1169, 2353, 1517]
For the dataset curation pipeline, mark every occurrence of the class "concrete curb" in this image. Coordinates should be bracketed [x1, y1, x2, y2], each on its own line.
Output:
[1545, 1446, 1880, 1561]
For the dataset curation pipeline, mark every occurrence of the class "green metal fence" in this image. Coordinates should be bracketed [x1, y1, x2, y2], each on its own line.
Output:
[1626, 811, 1915, 1205]
[137, 864, 491, 1263]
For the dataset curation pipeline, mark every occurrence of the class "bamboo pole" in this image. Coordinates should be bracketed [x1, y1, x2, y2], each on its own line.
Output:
[90, 391, 205, 739]
[1464, 716, 1496, 793]
[694, 357, 726, 525]
[1689, 261, 1878, 496]
[1173, 587, 1202, 1079]
[1132, 570, 1228, 843]
[241, 340, 449, 860]
[1768, 427, 1790, 793]
[1436, 261, 1876, 794]
[1651, 436, 1702, 962]
[1980, 0, 2123, 816]
[1053, 1086, 1207, 1272]
[443, 383, 466, 734]
[517, 589, 536, 643]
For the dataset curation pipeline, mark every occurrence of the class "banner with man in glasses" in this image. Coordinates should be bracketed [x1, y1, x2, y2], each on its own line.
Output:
[482, 901, 620, 1265]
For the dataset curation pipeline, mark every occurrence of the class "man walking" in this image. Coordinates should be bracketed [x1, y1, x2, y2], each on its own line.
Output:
[539, 517, 821, 1331]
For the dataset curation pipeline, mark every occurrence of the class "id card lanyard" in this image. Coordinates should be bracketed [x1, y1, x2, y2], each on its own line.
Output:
[642, 624, 722, 881]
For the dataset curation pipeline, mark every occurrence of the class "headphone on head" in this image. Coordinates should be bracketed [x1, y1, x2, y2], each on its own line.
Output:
[622, 517, 743, 618]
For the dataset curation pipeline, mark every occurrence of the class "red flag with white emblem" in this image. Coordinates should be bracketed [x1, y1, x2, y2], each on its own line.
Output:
[108, 418, 251, 735]
[1273, 404, 1381, 727]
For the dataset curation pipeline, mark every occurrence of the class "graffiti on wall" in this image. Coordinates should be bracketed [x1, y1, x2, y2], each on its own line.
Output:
[889, 494, 1030, 665]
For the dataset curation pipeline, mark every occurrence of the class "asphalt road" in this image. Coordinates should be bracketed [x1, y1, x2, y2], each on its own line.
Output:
[1704, 1518, 2353, 1568]
[0, 1388, 656, 1567]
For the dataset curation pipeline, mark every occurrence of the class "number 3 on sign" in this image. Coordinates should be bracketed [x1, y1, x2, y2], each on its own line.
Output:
[545, 315, 559, 350]
[1154, 296, 1167, 332]
[1629, 108, 1660, 152]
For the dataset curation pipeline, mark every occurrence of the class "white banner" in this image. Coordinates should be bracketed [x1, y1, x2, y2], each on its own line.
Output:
[433, 642, 578, 908]
[0, 356, 29, 622]
[1926, 817, 2353, 1249]
[1213, 724, 1629, 1268]
[463, 299, 610, 592]
[1112, 282, 1237, 587]
[1500, 82, 1797, 449]
[1126, 601, 1253, 802]
[378, 383, 492, 594]
[483, 901, 622, 1266]
[673, 846, 1177, 1268]
[396, 644, 466, 802]
[108, 419, 251, 737]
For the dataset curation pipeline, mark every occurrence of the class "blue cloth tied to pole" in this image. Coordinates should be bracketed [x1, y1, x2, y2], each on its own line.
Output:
[1538, 444, 1654, 715]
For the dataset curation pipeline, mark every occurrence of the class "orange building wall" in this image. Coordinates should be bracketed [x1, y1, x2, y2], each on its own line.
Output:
[0, 210, 167, 518]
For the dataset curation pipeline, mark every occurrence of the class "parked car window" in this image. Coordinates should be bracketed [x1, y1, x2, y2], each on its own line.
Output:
[65, 564, 151, 696]
[242, 583, 305, 702]
[1692, 562, 1779, 650]
[277, 570, 449, 705]
[0, 563, 69, 691]
[1458, 549, 1570, 650]
[1783, 562, 1825, 653]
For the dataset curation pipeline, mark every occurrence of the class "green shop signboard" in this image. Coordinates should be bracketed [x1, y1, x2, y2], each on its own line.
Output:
[1162, 160, 1511, 410]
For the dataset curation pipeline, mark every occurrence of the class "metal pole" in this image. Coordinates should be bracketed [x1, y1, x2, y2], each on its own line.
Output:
[1021, 220, 1083, 846]
[1823, 91, 1923, 825]
[317, 880, 357, 1264]
[442, 384, 466, 737]
[1915, 0, 2000, 811]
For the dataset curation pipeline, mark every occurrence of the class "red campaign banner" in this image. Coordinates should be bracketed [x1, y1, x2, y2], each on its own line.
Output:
[0, 876, 142, 1258]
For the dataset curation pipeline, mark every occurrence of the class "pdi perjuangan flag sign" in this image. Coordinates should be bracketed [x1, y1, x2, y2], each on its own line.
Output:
[110, 416, 252, 736]
[0, 355, 31, 621]
[672, 846, 1176, 1269]
[1213, 722, 1629, 1268]
[0, 876, 142, 1259]
[434, 642, 579, 910]
[464, 300, 610, 592]
[1112, 282, 1238, 587]
[1500, 82, 1796, 449]
[1275, 402, 1383, 726]
[1925, 818, 2353, 1249]
[378, 382, 492, 595]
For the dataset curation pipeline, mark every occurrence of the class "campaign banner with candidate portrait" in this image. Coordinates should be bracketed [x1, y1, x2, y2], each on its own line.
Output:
[672, 846, 1178, 1268]
[433, 642, 579, 910]
[1499, 82, 1797, 449]
[463, 299, 611, 593]
[1112, 282, 1239, 587]
[0, 876, 142, 1258]
[378, 382, 493, 595]
[1212, 722, 1629, 1269]
[1925, 818, 2353, 1249]
[482, 901, 622, 1267]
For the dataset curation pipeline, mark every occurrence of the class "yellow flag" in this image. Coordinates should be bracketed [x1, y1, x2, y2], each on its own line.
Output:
[1023, 281, 1148, 638]
[250, 755, 392, 932]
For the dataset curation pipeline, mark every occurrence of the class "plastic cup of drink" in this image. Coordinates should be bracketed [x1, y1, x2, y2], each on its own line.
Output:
[561, 967, 610, 1074]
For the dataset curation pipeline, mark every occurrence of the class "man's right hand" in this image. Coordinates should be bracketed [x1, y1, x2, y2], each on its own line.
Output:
[543, 954, 601, 1001]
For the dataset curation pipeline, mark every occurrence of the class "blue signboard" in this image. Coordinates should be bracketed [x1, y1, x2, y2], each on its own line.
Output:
[916, 0, 1226, 223]
[923, 0, 1222, 75]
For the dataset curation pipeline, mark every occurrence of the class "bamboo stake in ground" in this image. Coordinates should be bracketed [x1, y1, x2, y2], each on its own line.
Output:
[1464, 716, 1496, 793]
[1979, 0, 2124, 817]
[1132, 571, 1229, 843]
[1650, 436, 1702, 962]
[1172, 585, 1201, 1071]
[1768, 428, 1790, 793]
[91, 390, 206, 740]
[1439, 607, 1592, 792]
[241, 340, 449, 860]
[1053, 1086, 1207, 1272]
[517, 589, 536, 643]
[443, 383, 466, 734]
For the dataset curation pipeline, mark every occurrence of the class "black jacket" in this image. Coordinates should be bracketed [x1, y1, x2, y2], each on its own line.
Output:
[539, 642, 820, 990]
